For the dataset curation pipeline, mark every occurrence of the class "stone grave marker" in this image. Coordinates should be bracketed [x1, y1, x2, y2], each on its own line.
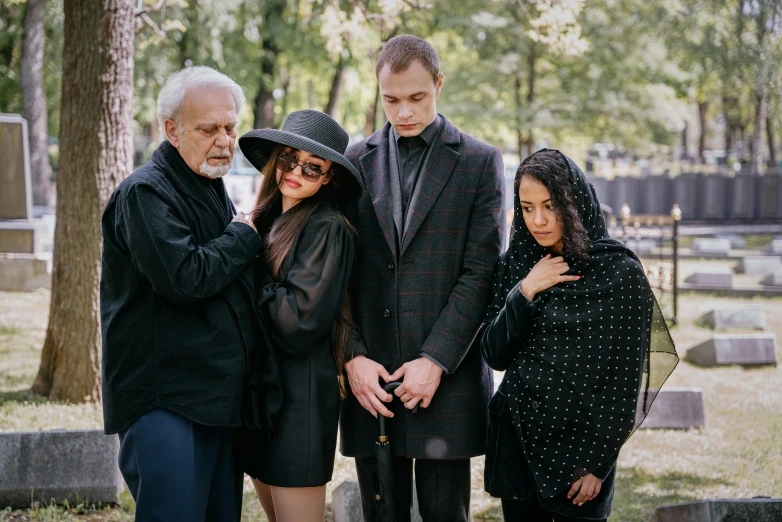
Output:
[760, 271, 782, 287]
[638, 388, 706, 430]
[0, 429, 123, 508]
[333, 480, 426, 522]
[691, 238, 732, 255]
[735, 256, 782, 275]
[687, 334, 778, 367]
[684, 268, 734, 287]
[656, 497, 782, 522]
[763, 239, 782, 254]
[714, 233, 747, 249]
[0, 114, 50, 291]
[625, 238, 656, 254]
[0, 114, 32, 222]
[699, 306, 765, 330]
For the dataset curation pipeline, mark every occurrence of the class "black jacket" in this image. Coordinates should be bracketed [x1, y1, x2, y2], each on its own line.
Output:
[100, 141, 262, 435]
[245, 204, 355, 487]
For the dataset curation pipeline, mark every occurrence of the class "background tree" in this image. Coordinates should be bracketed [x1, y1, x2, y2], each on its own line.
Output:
[32, 0, 135, 402]
[21, 0, 51, 208]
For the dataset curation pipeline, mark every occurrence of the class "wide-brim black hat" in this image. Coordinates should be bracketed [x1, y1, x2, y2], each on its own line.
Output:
[239, 110, 363, 201]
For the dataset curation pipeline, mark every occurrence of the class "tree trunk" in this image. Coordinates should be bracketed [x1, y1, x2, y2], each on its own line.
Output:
[253, 40, 278, 129]
[21, 0, 51, 208]
[364, 84, 380, 137]
[32, 0, 135, 403]
[751, 7, 768, 175]
[768, 115, 777, 169]
[697, 101, 708, 163]
[324, 53, 347, 118]
[524, 42, 537, 156]
[515, 70, 523, 160]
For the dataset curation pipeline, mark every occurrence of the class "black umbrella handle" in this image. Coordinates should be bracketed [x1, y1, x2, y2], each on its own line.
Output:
[378, 381, 418, 440]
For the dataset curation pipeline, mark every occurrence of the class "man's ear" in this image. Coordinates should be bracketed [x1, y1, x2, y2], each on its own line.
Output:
[164, 119, 181, 148]
[435, 72, 444, 97]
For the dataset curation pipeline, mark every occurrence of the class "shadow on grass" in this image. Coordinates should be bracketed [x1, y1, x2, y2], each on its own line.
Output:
[468, 468, 731, 522]
[611, 467, 732, 522]
[0, 389, 49, 407]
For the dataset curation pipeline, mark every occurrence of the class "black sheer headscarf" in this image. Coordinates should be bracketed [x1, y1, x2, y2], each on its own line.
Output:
[486, 149, 678, 498]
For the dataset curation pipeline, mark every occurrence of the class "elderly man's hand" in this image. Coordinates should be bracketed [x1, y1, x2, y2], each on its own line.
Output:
[232, 211, 257, 233]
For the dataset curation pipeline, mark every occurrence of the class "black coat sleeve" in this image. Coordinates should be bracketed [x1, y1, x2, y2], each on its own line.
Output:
[259, 216, 355, 358]
[117, 183, 262, 305]
[481, 284, 538, 371]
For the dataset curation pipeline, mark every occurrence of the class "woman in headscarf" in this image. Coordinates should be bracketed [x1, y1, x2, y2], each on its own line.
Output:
[481, 149, 678, 521]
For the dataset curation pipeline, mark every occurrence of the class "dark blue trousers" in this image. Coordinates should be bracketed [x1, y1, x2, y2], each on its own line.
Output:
[118, 408, 244, 522]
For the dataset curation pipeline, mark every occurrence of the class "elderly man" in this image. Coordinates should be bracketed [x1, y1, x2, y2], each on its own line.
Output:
[100, 66, 259, 521]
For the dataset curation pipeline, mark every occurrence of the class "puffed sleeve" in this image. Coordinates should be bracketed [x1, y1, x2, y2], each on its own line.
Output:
[481, 284, 539, 371]
[259, 215, 355, 358]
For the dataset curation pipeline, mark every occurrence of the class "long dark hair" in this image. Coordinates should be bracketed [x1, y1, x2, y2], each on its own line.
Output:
[517, 150, 590, 263]
[252, 144, 358, 398]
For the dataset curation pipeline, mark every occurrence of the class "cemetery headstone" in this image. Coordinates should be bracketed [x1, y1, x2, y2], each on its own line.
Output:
[638, 388, 706, 429]
[684, 269, 734, 287]
[699, 306, 766, 330]
[735, 256, 782, 275]
[691, 238, 732, 255]
[686, 334, 778, 367]
[0, 114, 33, 222]
[332, 480, 425, 522]
[762, 239, 782, 254]
[760, 271, 782, 288]
[0, 429, 123, 508]
[656, 497, 782, 522]
[713, 233, 747, 249]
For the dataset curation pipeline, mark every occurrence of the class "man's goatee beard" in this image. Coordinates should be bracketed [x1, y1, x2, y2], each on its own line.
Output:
[199, 155, 232, 179]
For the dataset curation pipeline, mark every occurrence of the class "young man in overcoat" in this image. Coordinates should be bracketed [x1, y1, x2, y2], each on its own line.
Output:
[340, 35, 505, 522]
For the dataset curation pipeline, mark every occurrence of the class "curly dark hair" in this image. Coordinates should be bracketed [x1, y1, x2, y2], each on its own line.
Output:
[517, 150, 590, 263]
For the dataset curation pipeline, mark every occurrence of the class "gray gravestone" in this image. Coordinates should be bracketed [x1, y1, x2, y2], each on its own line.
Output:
[691, 238, 732, 255]
[713, 233, 747, 249]
[761, 271, 782, 287]
[333, 480, 364, 522]
[684, 269, 734, 287]
[0, 114, 33, 221]
[625, 238, 656, 254]
[735, 256, 782, 275]
[0, 253, 50, 291]
[699, 306, 766, 330]
[332, 480, 424, 522]
[762, 239, 782, 254]
[0, 430, 123, 508]
[0, 114, 35, 255]
[687, 334, 778, 367]
[656, 498, 782, 522]
[638, 388, 705, 429]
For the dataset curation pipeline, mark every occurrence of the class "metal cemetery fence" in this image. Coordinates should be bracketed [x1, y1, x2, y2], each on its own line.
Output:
[588, 170, 782, 222]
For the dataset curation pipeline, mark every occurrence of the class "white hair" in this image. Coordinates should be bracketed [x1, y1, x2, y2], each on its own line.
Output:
[157, 66, 246, 139]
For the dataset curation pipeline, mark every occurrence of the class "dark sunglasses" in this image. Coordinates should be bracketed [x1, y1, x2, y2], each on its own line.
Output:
[276, 151, 330, 182]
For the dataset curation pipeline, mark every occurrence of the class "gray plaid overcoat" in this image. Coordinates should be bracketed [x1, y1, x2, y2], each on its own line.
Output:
[339, 115, 505, 459]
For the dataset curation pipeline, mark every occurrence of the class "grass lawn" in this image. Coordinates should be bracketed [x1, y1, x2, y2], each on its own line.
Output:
[1, 290, 781, 521]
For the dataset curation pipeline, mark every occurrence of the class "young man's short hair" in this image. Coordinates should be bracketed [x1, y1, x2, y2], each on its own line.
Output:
[375, 35, 440, 83]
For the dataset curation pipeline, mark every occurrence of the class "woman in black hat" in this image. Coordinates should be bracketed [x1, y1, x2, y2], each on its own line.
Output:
[481, 149, 678, 521]
[238, 110, 364, 522]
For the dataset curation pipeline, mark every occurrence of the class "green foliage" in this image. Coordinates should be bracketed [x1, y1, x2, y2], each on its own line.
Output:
[2, 0, 781, 166]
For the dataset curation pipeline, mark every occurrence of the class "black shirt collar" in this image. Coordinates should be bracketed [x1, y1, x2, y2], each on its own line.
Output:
[392, 114, 442, 147]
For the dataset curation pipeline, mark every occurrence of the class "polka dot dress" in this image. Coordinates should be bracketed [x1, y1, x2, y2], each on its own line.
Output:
[484, 149, 679, 499]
